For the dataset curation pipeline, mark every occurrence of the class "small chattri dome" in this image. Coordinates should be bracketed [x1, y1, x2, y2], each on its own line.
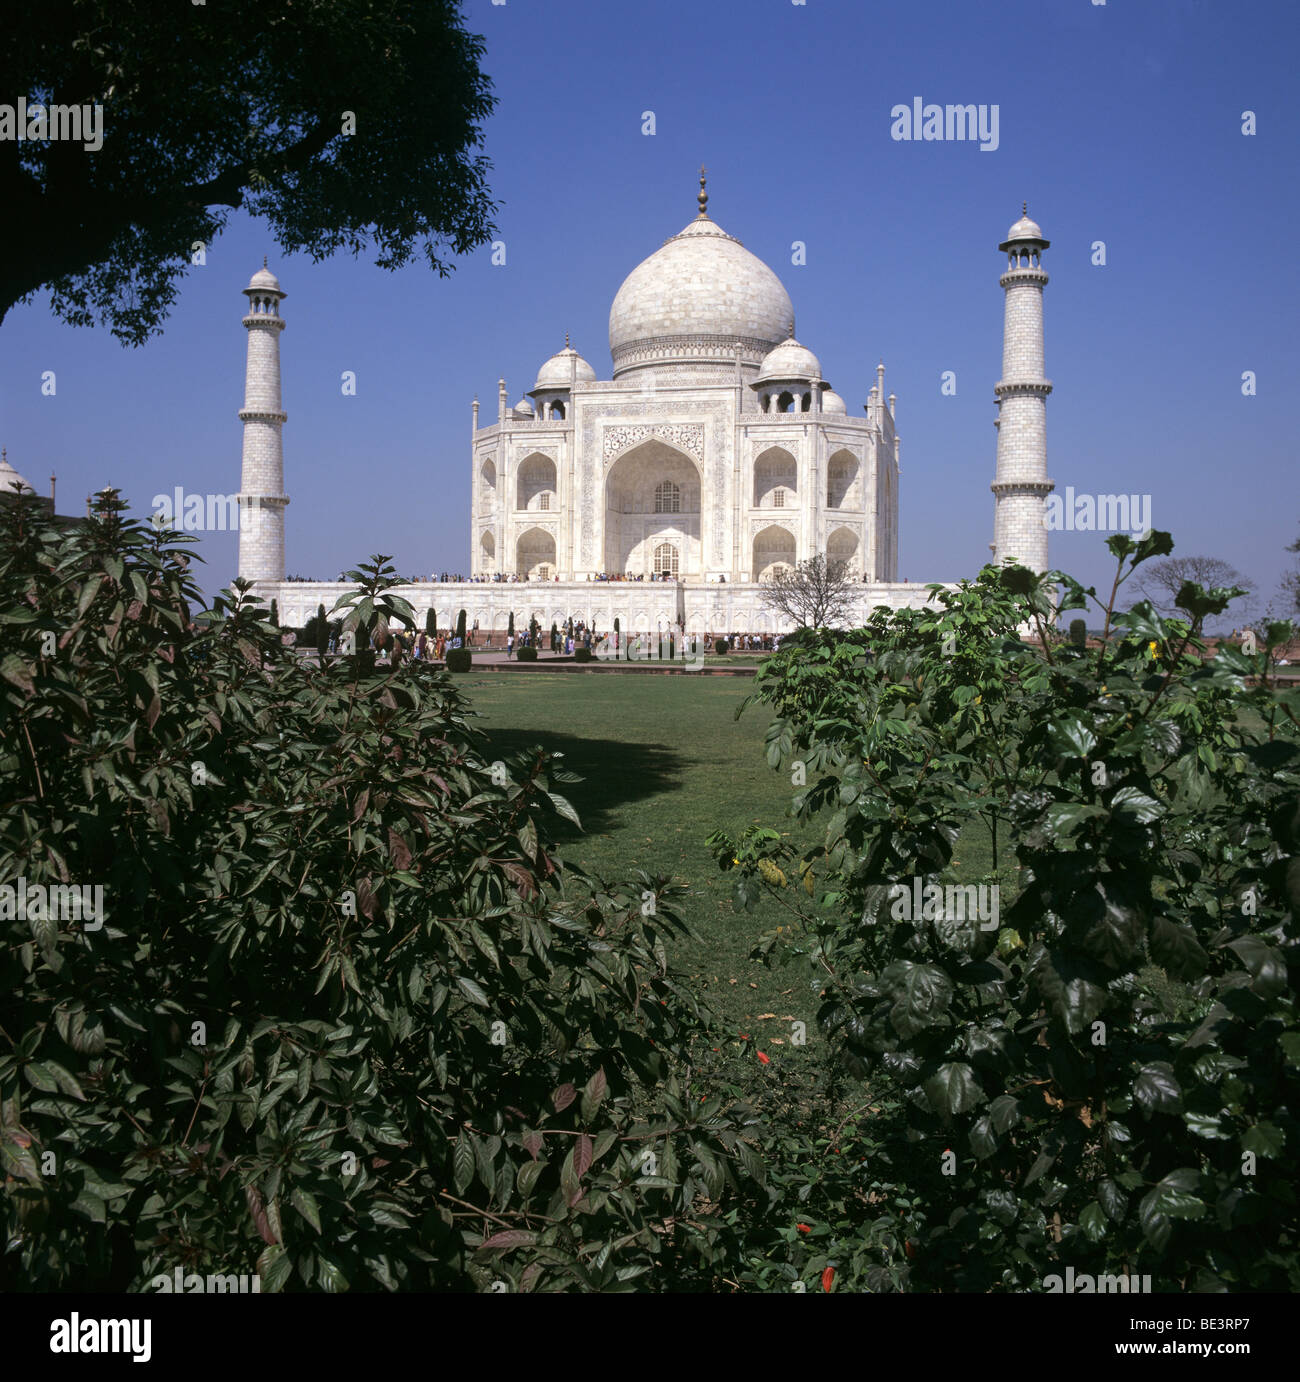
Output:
[0, 448, 36, 495]
[533, 343, 596, 390]
[1001, 204, 1048, 247]
[512, 397, 535, 414]
[245, 260, 284, 295]
[756, 336, 821, 384]
[820, 387, 847, 415]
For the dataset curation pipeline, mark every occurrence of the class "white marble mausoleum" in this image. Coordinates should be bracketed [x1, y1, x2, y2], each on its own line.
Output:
[237, 179, 1056, 637]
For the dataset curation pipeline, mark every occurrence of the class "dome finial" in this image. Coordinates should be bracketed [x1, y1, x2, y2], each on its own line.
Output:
[565, 331, 570, 348]
[697, 165, 708, 218]
[263, 254, 268, 269]
[1022, 201, 1028, 217]
[787, 319, 795, 340]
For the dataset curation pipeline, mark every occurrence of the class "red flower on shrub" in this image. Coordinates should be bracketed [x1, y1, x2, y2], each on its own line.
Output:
[821, 1266, 835, 1293]
[757, 1051, 770, 1065]
[796, 1223, 811, 1234]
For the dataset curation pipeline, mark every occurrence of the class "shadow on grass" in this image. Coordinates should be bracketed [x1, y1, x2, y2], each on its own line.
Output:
[475, 727, 686, 842]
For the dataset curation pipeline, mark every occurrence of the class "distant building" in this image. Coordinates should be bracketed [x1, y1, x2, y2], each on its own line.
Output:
[0, 448, 81, 525]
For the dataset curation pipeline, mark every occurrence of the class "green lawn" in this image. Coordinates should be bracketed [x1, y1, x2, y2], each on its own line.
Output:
[461, 672, 997, 1053]
[464, 672, 809, 1043]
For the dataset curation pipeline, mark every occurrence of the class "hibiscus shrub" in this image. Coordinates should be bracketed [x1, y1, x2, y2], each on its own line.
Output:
[0, 492, 759, 1292]
[713, 534, 1300, 1291]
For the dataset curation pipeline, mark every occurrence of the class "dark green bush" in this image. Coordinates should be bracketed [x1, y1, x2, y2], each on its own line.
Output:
[715, 535, 1300, 1292]
[1069, 616, 1087, 647]
[714, 639, 728, 656]
[0, 492, 760, 1292]
[573, 647, 592, 663]
[444, 647, 472, 673]
[515, 647, 538, 663]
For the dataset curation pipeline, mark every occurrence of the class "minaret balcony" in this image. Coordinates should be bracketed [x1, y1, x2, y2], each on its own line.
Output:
[999, 266, 1049, 289]
[993, 379, 1052, 399]
[990, 478, 1055, 497]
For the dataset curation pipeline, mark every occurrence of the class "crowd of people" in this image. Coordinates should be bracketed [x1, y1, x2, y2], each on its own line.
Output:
[315, 616, 786, 663]
[430, 572, 557, 584]
[587, 571, 678, 582]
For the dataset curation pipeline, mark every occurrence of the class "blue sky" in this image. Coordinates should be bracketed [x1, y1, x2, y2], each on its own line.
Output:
[2, 0, 1297, 621]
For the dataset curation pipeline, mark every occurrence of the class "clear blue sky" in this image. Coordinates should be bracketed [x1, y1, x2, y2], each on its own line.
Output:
[2, 0, 1297, 621]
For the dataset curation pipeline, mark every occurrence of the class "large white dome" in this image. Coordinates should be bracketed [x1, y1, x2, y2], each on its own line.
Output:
[608, 214, 794, 379]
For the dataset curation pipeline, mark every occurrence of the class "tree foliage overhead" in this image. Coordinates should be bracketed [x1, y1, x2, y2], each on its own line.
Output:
[758, 552, 856, 631]
[1, 0, 498, 344]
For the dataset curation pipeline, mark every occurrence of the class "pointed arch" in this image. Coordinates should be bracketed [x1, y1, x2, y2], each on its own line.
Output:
[754, 447, 797, 508]
[753, 524, 797, 582]
[827, 449, 860, 510]
[515, 526, 557, 580]
[517, 453, 557, 511]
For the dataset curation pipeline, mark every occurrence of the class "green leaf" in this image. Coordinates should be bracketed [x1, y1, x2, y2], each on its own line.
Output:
[456, 976, 489, 1008]
[1110, 786, 1163, 824]
[478, 1229, 537, 1252]
[580, 1068, 607, 1122]
[22, 1061, 60, 1094]
[1043, 802, 1106, 838]
[1241, 1123, 1284, 1158]
[881, 961, 953, 1039]
[72, 1190, 108, 1223]
[545, 792, 582, 828]
[1048, 716, 1097, 758]
[1139, 1168, 1204, 1251]
[1097, 1177, 1126, 1223]
[988, 1094, 1022, 1133]
[1184, 1111, 1229, 1140]
[316, 1253, 349, 1292]
[516, 1160, 545, 1198]
[923, 1062, 982, 1118]
[1079, 1201, 1108, 1242]
[1133, 1062, 1182, 1116]
[290, 1188, 322, 1234]
[1227, 937, 1286, 1000]
[453, 1133, 474, 1195]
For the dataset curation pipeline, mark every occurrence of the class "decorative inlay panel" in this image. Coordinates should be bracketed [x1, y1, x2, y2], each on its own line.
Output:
[603, 423, 704, 467]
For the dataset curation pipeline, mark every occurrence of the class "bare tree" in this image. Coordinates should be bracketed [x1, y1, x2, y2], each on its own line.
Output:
[1135, 556, 1253, 631]
[759, 553, 856, 630]
[1281, 529, 1300, 618]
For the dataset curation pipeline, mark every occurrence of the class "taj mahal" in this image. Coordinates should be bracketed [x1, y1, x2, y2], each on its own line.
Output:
[236, 176, 1056, 637]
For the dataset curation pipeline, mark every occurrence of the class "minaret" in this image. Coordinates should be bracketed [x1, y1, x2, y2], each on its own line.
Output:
[991, 206, 1053, 571]
[236, 260, 289, 587]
